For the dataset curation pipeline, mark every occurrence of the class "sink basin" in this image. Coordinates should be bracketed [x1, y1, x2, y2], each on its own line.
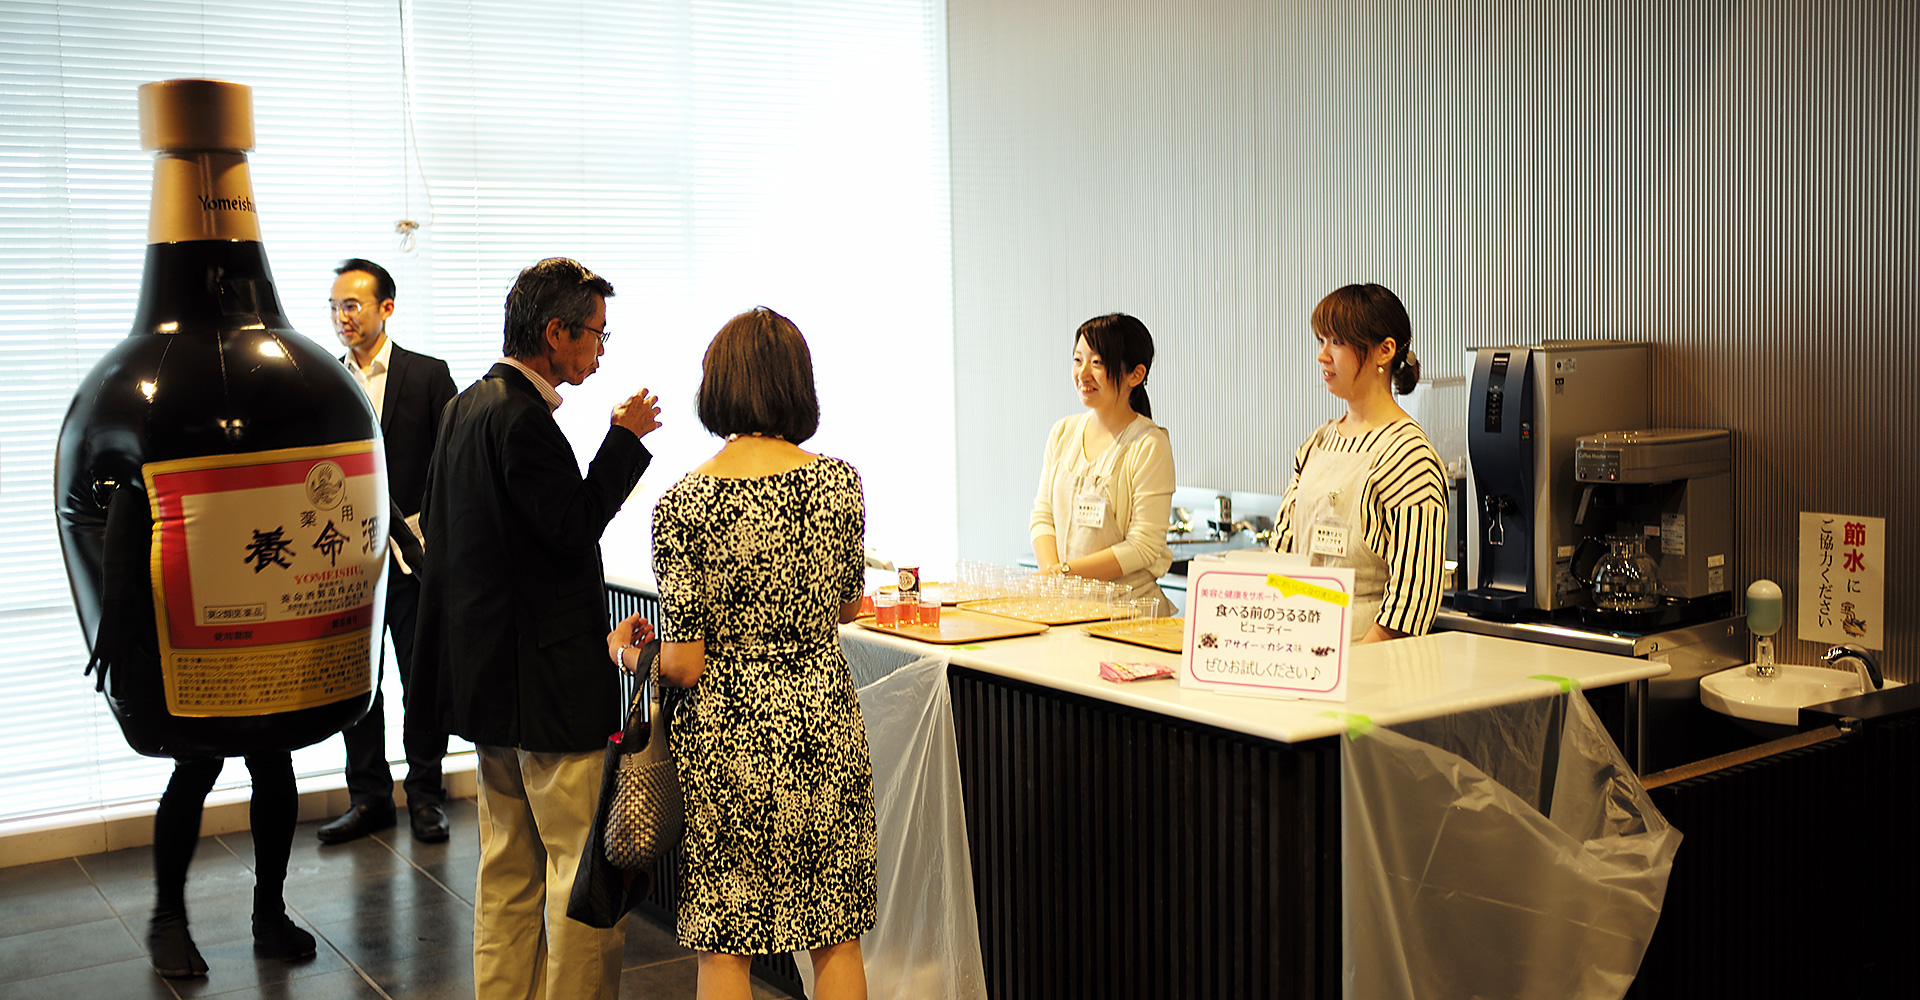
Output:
[1699, 663, 1901, 726]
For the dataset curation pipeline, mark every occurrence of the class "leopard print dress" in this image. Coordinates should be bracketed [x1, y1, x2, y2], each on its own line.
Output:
[652, 455, 877, 955]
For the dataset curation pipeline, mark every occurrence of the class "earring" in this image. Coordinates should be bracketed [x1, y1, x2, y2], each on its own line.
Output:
[1376, 365, 1386, 374]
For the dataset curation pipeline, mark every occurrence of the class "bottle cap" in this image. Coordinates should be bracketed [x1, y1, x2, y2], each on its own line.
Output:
[139, 79, 254, 152]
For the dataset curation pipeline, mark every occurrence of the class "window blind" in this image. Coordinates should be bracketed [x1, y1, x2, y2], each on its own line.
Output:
[0, 0, 951, 828]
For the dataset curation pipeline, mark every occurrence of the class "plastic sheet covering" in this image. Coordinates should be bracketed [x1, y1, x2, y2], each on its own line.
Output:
[795, 642, 989, 999]
[1343, 688, 1682, 1000]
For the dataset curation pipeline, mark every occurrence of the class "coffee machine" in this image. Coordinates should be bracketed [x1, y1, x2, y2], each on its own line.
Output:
[1456, 341, 1648, 616]
[1571, 428, 1733, 622]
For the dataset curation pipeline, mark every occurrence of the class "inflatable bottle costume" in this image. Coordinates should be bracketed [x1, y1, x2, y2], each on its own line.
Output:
[55, 79, 390, 759]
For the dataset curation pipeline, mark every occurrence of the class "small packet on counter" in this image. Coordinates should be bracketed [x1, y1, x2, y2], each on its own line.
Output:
[1100, 660, 1174, 683]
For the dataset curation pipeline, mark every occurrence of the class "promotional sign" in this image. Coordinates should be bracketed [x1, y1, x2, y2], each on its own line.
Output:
[1181, 550, 1353, 701]
[143, 441, 388, 716]
[1798, 511, 1885, 648]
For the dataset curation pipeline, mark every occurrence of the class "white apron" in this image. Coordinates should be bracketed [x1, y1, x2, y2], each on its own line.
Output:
[1056, 414, 1168, 613]
[1287, 444, 1389, 642]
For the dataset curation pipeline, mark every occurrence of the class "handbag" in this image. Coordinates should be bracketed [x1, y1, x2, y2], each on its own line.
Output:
[603, 646, 685, 871]
[565, 639, 673, 929]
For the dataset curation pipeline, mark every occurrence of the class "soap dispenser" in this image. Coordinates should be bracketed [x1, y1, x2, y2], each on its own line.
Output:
[1746, 579, 1783, 678]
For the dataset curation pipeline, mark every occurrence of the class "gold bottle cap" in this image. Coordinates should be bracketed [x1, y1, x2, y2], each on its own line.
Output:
[139, 79, 254, 152]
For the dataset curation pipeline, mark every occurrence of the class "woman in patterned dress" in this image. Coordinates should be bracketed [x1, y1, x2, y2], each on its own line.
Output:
[613, 307, 875, 1000]
[1269, 284, 1449, 642]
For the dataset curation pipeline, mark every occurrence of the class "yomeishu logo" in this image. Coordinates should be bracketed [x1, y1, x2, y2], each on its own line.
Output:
[197, 194, 255, 213]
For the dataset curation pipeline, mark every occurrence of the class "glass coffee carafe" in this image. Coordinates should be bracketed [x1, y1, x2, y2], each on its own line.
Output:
[1589, 534, 1661, 612]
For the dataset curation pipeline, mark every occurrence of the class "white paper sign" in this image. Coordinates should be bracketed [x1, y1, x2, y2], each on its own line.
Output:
[1181, 550, 1353, 701]
[1798, 511, 1885, 649]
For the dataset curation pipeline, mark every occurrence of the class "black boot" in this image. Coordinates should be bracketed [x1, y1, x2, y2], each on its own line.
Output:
[251, 910, 316, 961]
[147, 911, 208, 978]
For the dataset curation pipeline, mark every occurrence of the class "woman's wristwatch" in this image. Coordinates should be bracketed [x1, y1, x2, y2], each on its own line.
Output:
[1055, 560, 1071, 576]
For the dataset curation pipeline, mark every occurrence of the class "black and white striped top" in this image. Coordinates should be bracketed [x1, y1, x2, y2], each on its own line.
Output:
[1270, 417, 1449, 636]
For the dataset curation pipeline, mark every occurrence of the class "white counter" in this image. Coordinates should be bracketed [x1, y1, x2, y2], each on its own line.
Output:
[842, 624, 1668, 744]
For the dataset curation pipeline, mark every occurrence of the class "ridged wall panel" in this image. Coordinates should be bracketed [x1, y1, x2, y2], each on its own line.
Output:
[950, 0, 1919, 676]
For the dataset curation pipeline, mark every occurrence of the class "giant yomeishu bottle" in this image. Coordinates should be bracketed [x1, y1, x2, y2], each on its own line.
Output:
[54, 79, 388, 758]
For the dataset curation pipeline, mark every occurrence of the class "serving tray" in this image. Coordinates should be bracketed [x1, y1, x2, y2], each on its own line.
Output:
[855, 608, 1049, 644]
[1083, 617, 1185, 654]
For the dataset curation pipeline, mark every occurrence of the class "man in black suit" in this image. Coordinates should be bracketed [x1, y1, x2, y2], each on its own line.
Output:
[319, 258, 459, 845]
[410, 258, 660, 1000]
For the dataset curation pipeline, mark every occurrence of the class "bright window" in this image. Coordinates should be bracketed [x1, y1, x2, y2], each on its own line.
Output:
[0, 0, 952, 828]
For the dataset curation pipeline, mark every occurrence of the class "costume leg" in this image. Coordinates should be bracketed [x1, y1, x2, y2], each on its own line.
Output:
[475, 745, 548, 1000]
[148, 757, 222, 977]
[522, 749, 624, 1000]
[243, 752, 315, 959]
[153, 757, 222, 914]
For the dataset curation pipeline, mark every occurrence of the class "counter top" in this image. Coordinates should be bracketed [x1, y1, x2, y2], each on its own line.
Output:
[843, 623, 1668, 744]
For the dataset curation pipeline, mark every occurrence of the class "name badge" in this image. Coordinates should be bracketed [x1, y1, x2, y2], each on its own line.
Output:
[1073, 494, 1106, 530]
[1309, 516, 1348, 559]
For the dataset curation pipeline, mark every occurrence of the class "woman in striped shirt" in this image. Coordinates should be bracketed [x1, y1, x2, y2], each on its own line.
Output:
[1270, 284, 1448, 642]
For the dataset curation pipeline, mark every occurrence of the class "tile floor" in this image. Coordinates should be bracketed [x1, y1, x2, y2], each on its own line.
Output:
[0, 799, 797, 999]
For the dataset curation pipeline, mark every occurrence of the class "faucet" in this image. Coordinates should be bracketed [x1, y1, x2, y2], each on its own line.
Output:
[1822, 643, 1884, 693]
[1207, 495, 1237, 540]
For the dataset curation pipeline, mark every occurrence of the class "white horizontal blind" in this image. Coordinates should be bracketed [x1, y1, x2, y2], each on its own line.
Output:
[0, 0, 950, 828]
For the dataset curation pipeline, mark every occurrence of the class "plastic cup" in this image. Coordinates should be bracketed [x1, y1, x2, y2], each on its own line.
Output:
[919, 594, 942, 628]
[875, 592, 899, 627]
[1127, 598, 1158, 635]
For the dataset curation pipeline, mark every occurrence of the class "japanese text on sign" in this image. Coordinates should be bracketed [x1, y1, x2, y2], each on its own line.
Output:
[1799, 512, 1884, 648]
[1181, 551, 1352, 702]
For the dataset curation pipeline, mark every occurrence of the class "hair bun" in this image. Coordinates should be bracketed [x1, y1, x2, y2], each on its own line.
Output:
[1393, 348, 1422, 395]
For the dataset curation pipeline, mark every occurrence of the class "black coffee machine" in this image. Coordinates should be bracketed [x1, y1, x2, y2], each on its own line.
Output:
[1455, 341, 1649, 618]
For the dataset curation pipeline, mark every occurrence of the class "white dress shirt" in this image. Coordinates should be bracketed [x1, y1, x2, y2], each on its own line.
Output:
[343, 334, 395, 422]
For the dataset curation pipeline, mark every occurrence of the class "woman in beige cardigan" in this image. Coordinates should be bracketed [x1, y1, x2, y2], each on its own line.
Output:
[1030, 313, 1176, 613]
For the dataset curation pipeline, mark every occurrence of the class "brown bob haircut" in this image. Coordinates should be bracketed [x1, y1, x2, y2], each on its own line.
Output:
[696, 307, 820, 444]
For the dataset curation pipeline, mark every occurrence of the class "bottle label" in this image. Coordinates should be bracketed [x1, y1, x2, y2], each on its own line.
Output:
[148, 152, 263, 243]
[141, 441, 388, 717]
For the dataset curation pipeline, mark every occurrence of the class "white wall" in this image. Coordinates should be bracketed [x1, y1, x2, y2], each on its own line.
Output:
[947, 0, 1919, 671]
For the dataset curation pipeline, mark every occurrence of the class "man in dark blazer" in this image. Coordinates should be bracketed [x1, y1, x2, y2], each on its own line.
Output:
[410, 258, 660, 1000]
[319, 258, 460, 845]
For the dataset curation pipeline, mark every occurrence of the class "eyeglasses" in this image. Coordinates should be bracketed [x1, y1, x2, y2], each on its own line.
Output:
[581, 324, 609, 344]
[328, 299, 365, 317]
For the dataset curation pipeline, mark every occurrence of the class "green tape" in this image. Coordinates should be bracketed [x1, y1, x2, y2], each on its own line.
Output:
[1531, 674, 1580, 693]
[1320, 710, 1374, 739]
[958, 644, 987, 651]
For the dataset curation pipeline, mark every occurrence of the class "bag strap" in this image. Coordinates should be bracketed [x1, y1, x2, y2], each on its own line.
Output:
[640, 652, 673, 764]
[619, 638, 661, 752]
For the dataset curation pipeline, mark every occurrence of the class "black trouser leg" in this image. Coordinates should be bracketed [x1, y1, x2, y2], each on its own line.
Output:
[153, 757, 224, 916]
[337, 640, 396, 809]
[388, 569, 447, 806]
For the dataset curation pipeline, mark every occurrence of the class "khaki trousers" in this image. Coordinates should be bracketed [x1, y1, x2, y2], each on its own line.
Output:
[474, 744, 624, 1000]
